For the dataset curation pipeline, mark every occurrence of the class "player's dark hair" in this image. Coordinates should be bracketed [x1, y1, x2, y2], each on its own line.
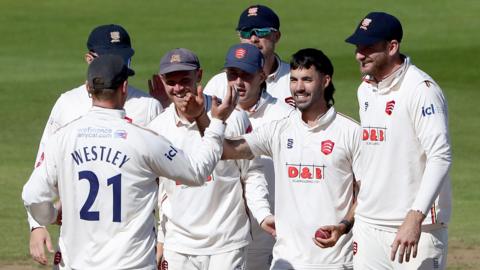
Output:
[290, 48, 335, 107]
[87, 79, 125, 101]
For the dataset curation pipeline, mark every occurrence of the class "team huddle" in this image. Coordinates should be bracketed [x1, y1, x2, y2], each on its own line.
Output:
[22, 5, 452, 270]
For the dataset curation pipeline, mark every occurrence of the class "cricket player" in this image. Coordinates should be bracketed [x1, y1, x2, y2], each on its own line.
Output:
[203, 5, 294, 266]
[198, 49, 360, 269]
[149, 48, 272, 270]
[28, 24, 163, 266]
[166, 5, 290, 110]
[345, 12, 452, 269]
[22, 54, 237, 270]
[205, 43, 294, 269]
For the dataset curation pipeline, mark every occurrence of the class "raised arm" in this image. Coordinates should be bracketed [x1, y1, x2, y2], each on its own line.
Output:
[149, 82, 243, 185]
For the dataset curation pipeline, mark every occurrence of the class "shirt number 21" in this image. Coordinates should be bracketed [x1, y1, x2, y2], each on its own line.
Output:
[78, 170, 121, 222]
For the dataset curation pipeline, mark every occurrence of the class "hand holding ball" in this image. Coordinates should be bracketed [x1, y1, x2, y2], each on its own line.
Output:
[314, 229, 331, 239]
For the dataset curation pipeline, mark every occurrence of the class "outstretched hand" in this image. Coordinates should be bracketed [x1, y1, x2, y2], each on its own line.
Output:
[211, 85, 238, 122]
[148, 74, 171, 108]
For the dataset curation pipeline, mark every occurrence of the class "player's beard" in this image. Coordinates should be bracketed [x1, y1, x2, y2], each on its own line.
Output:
[359, 52, 389, 80]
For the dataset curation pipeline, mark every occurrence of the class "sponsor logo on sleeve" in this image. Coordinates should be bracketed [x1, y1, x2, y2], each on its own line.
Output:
[164, 145, 178, 161]
[421, 103, 445, 117]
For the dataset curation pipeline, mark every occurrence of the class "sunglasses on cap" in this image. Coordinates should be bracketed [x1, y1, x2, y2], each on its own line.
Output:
[239, 28, 277, 39]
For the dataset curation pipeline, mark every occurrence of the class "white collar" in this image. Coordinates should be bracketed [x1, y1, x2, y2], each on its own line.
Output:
[295, 106, 336, 131]
[266, 55, 283, 83]
[90, 106, 127, 119]
[364, 56, 411, 94]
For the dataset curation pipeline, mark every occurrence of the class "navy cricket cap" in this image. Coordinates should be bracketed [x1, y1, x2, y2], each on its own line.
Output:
[87, 24, 135, 61]
[224, 43, 264, 74]
[345, 12, 403, 45]
[236, 5, 280, 31]
[87, 54, 134, 90]
[159, 48, 201, 75]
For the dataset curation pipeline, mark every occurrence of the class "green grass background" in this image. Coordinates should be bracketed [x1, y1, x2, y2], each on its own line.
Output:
[1, 0, 479, 268]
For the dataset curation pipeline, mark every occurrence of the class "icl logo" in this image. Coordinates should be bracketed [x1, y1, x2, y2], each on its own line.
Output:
[422, 104, 435, 116]
[164, 145, 178, 161]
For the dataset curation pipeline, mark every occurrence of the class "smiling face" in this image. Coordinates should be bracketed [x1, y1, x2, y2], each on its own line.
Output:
[161, 69, 201, 105]
[226, 67, 265, 110]
[354, 40, 400, 80]
[290, 66, 330, 114]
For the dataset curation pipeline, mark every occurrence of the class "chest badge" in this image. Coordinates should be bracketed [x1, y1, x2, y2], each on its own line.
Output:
[385, 100, 396, 115]
[321, 140, 335, 155]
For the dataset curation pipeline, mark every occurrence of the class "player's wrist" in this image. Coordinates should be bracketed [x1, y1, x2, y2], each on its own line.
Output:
[408, 209, 426, 222]
[339, 219, 353, 235]
[194, 108, 207, 120]
[30, 226, 46, 232]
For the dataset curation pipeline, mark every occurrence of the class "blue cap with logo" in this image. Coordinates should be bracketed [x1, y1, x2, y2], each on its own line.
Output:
[87, 24, 135, 61]
[224, 43, 264, 74]
[345, 12, 403, 45]
[159, 48, 201, 75]
[236, 5, 280, 31]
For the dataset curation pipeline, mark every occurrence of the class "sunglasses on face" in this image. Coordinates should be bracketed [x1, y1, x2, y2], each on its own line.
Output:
[239, 28, 277, 39]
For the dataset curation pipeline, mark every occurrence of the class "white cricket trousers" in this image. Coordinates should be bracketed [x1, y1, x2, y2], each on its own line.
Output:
[353, 219, 448, 270]
[162, 247, 247, 270]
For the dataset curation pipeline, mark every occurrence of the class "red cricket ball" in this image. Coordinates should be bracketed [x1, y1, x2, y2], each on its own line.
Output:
[315, 229, 331, 239]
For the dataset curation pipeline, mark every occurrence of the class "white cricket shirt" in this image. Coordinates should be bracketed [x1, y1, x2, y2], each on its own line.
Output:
[242, 91, 294, 253]
[23, 106, 225, 270]
[34, 84, 162, 167]
[356, 57, 452, 227]
[29, 84, 162, 229]
[149, 104, 271, 255]
[244, 107, 361, 269]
